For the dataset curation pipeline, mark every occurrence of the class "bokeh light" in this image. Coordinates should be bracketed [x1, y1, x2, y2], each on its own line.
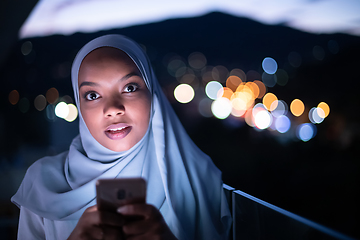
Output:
[275, 115, 291, 133]
[212, 65, 229, 83]
[174, 84, 195, 103]
[297, 123, 316, 142]
[271, 100, 288, 117]
[205, 81, 223, 100]
[253, 80, 267, 99]
[188, 52, 207, 69]
[65, 104, 78, 122]
[313, 45, 325, 61]
[254, 109, 272, 130]
[198, 98, 213, 118]
[55, 102, 69, 119]
[290, 99, 305, 117]
[275, 69, 289, 86]
[9, 90, 20, 105]
[46, 104, 55, 121]
[211, 97, 232, 119]
[229, 69, 246, 82]
[263, 93, 278, 111]
[317, 102, 330, 118]
[245, 82, 260, 99]
[168, 58, 186, 77]
[262, 72, 277, 87]
[46, 87, 59, 104]
[309, 107, 324, 124]
[226, 76, 242, 92]
[34, 94, 47, 111]
[262, 57, 278, 74]
[217, 87, 233, 100]
[21, 41, 32, 56]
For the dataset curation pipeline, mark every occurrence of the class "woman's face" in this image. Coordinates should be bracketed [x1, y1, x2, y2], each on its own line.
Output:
[78, 47, 151, 152]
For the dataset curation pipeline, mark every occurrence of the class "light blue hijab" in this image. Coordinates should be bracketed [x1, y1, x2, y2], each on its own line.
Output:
[12, 34, 231, 239]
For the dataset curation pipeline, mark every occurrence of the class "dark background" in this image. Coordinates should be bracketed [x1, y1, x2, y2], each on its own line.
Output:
[1, 12, 359, 239]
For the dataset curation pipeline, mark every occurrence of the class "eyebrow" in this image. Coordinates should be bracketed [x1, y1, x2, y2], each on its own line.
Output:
[79, 72, 142, 89]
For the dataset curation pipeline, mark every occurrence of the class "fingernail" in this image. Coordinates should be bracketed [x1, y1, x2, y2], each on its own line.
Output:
[117, 206, 126, 214]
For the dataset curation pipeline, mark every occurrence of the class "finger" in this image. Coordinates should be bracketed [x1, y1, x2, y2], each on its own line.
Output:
[117, 204, 159, 219]
[99, 211, 125, 227]
[102, 226, 123, 240]
[86, 225, 104, 240]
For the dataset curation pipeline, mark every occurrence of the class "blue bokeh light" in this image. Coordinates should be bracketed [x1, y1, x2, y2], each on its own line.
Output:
[262, 57, 278, 74]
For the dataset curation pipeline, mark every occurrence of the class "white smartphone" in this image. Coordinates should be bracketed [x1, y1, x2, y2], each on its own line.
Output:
[96, 178, 146, 212]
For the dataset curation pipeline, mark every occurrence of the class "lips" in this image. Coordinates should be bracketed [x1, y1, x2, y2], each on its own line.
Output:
[105, 123, 132, 140]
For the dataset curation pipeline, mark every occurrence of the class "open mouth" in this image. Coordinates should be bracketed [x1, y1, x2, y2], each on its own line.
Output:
[105, 124, 132, 140]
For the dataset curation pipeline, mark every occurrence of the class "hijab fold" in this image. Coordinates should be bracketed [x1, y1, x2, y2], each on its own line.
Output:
[12, 34, 231, 239]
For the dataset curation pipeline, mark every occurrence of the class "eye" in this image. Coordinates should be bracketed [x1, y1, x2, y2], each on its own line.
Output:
[124, 83, 139, 93]
[85, 92, 100, 101]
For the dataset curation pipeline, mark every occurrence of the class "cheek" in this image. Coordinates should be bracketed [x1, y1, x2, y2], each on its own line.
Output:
[80, 106, 98, 132]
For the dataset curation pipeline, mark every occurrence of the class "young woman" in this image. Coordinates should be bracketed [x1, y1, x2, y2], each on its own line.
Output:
[12, 34, 232, 240]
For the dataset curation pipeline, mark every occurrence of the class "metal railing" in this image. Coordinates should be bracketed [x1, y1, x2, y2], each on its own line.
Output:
[223, 184, 356, 240]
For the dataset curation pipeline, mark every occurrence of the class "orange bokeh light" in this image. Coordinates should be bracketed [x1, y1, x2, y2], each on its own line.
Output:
[253, 80, 266, 99]
[263, 93, 278, 111]
[9, 90, 20, 105]
[317, 102, 330, 118]
[290, 99, 305, 117]
[217, 87, 233, 100]
[226, 76, 242, 92]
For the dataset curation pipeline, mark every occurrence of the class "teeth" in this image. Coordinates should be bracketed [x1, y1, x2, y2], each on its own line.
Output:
[108, 126, 126, 131]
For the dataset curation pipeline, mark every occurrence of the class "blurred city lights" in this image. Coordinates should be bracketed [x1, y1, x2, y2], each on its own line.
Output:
[263, 93, 278, 111]
[262, 57, 278, 74]
[9, 90, 20, 105]
[309, 107, 325, 124]
[34, 94, 47, 111]
[205, 81, 223, 100]
[198, 98, 213, 118]
[297, 123, 316, 142]
[168, 58, 186, 77]
[217, 87, 233, 100]
[65, 104, 78, 122]
[21, 41, 32, 56]
[211, 97, 232, 119]
[212, 65, 229, 83]
[290, 99, 305, 117]
[275, 115, 291, 133]
[317, 102, 330, 118]
[226, 76, 242, 92]
[174, 84, 195, 103]
[262, 72, 277, 87]
[229, 69, 246, 82]
[313, 45, 325, 61]
[271, 100, 288, 117]
[275, 69, 289, 86]
[253, 80, 267, 99]
[55, 102, 69, 119]
[46, 87, 59, 104]
[245, 82, 260, 98]
[254, 109, 272, 130]
[46, 104, 56, 121]
[188, 52, 207, 69]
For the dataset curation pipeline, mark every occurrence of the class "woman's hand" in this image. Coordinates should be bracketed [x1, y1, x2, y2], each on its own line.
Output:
[117, 203, 178, 240]
[68, 205, 124, 240]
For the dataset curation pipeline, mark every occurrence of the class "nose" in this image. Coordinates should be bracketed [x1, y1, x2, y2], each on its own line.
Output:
[104, 97, 125, 118]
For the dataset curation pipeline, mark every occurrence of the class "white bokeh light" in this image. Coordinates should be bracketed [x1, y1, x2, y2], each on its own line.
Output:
[211, 97, 232, 119]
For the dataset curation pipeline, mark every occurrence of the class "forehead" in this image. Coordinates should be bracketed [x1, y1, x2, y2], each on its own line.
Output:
[81, 46, 135, 67]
